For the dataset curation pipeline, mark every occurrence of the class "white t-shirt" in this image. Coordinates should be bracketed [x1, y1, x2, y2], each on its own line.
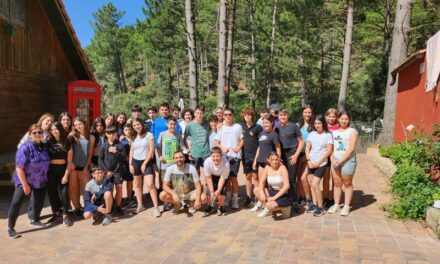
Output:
[215, 123, 243, 159]
[203, 156, 230, 179]
[164, 163, 200, 182]
[332, 128, 358, 161]
[307, 131, 333, 167]
[132, 132, 153, 160]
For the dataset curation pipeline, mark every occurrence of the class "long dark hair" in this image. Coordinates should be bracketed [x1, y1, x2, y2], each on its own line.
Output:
[116, 112, 127, 130]
[58, 112, 73, 132]
[133, 117, 147, 137]
[298, 105, 314, 132]
[49, 121, 69, 151]
[311, 114, 329, 133]
[91, 117, 106, 135]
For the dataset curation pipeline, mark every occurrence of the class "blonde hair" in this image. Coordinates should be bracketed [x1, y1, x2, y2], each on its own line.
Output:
[37, 113, 55, 127]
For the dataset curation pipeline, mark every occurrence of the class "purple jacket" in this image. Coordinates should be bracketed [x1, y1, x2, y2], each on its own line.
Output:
[14, 142, 50, 189]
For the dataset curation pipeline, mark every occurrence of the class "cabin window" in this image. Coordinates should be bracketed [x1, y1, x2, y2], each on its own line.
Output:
[0, 0, 25, 28]
[419, 62, 425, 74]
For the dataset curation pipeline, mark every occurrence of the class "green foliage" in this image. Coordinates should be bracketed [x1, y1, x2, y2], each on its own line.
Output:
[383, 126, 440, 220]
[84, 1, 440, 120]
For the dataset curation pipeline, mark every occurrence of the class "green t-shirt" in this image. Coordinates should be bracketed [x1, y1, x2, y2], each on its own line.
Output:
[158, 131, 184, 164]
[184, 120, 211, 158]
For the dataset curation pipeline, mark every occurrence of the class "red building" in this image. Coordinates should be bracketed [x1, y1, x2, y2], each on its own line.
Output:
[392, 50, 440, 143]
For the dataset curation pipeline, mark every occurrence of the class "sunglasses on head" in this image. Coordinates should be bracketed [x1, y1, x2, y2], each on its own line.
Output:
[32, 131, 43, 135]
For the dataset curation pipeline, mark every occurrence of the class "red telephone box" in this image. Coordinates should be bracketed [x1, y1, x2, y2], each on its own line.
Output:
[67, 80, 101, 126]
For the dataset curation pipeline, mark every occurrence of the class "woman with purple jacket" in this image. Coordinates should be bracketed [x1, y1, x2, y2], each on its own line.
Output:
[7, 124, 50, 239]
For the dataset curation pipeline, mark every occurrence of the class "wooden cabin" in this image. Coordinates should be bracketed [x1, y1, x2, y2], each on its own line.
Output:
[392, 49, 440, 143]
[0, 0, 94, 177]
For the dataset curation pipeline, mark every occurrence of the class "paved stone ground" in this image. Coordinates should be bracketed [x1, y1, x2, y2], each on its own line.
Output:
[0, 154, 439, 264]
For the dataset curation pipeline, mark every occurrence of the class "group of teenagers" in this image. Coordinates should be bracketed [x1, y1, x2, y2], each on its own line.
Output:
[6, 102, 358, 239]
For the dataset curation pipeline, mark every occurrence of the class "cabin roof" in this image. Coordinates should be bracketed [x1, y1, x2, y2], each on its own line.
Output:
[391, 50, 426, 84]
[40, 0, 95, 81]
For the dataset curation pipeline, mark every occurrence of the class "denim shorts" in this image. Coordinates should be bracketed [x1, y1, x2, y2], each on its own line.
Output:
[332, 156, 357, 176]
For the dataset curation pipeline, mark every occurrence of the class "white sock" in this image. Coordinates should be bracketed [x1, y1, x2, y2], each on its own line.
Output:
[232, 193, 238, 200]
[226, 192, 232, 201]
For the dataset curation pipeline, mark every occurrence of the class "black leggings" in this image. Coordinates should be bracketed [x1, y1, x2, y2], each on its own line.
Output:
[47, 164, 70, 215]
[8, 186, 46, 229]
[282, 149, 298, 204]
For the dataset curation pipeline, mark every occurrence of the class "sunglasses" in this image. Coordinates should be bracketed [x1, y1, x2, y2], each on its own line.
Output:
[32, 131, 43, 135]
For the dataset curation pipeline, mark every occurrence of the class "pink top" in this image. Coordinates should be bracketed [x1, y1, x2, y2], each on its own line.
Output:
[328, 123, 340, 132]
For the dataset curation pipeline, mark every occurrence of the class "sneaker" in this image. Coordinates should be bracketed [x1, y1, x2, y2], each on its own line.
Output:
[73, 209, 84, 219]
[29, 220, 45, 228]
[232, 198, 239, 209]
[188, 207, 196, 214]
[203, 205, 216, 217]
[217, 206, 227, 216]
[340, 205, 351, 216]
[163, 203, 173, 212]
[102, 214, 112, 226]
[153, 207, 161, 218]
[8, 229, 21, 239]
[327, 204, 340, 214]
[298, 198, 306, 205]
[250, 201, 261, 212]
[323, 198, 335, 208]
[280, 206, 291, 218]
[257, 208, 272, 218]
[114, 206, 124, 216]
[243, 196, 253, 208]
[313, 207, 326, 217]
[63, 216, 73, 227]
[135, 205, 146, 214]
[92, 212, 104, 224]
[292, 202, 301, 213]
[47, 214, 61, 224]
[305, 201, 316, 214]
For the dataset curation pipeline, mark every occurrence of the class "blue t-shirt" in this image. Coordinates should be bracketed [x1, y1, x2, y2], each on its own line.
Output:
[150, 117, 182, 147]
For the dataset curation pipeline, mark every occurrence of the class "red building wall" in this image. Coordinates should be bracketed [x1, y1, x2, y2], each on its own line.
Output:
[394, 56, 440, 142]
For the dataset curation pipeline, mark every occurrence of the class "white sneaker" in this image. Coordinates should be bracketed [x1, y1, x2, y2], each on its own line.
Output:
[257, 208, 272, 218]
[340, 205, 350, 216]
[188, 207, 196, 214]
[232, 198, 239, 209]
[250, 201, 261, 212]
[153, 207, 161, 218]
[327, 204, 340, 214]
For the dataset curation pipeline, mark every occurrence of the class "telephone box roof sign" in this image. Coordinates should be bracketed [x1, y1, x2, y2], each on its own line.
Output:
[67, 80, 101, 126]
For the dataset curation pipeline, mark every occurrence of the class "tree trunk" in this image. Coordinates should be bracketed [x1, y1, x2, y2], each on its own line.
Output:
[338, 0, 354, 112]
[379, 0, 412, 145]
[185, 0, 198, 109]
[299, 53, 307, 107]
[382, 0, 393, 59]
[225, 0, 237, 108]
[266, 0, 277, 107]
[217, 0, 228, 107]
[248, 0, 257, 110]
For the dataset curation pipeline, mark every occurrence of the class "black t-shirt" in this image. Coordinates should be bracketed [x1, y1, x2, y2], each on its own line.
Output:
[275, 122, 302, 151]
[241, 122, 262, 161]
[48, 141, 71, 160]
[256, 130, 280, 163]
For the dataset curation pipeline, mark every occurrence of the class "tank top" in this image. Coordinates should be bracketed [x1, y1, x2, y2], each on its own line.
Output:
[267, 175, 284, 190]
[72, 136, 89, 167]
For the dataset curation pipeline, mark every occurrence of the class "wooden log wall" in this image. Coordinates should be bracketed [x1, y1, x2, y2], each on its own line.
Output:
[0, 0, 77, 155]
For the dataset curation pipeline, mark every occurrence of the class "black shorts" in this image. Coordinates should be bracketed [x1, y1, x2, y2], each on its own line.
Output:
[75, 166, 85, 171]
[132, 159, 154, 176]
[228, 158, 240, 177]
[211, 175, 226, 195]
[121, 161, 133, 182]
[268, 189, 291, 207]
[91, 155, 99, 165]
[193, 157, 207, 170]
[309, 165, 326, 178]
[110, 173, 123, 185]
[256, 162, 266, 168]
[242, 160, 256, 174]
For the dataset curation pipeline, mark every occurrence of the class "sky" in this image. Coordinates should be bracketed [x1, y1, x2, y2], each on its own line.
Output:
[63, 0, 146, 47]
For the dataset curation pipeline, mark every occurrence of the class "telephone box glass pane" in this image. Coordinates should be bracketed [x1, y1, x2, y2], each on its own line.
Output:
[76, 98, 94, 126]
